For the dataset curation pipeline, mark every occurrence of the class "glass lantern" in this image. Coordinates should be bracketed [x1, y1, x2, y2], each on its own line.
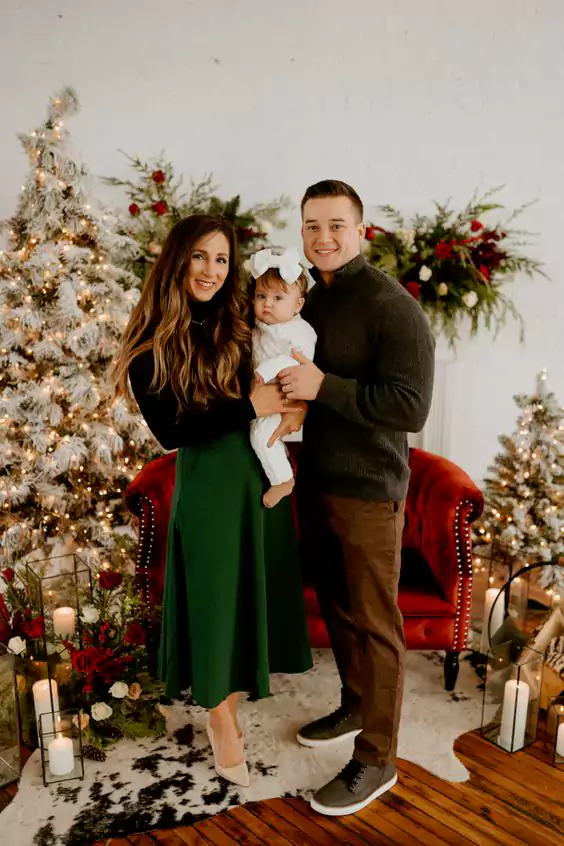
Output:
[0, 643, 21, 787]
[471, 546, 531, 656]
[481, 641, 543, 753]
[25, 552, 92, 657]
[546, 694, 564, 768]
[38, 708, 84, 786]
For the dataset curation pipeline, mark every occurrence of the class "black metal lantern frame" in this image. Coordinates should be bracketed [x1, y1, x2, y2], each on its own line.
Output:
[18, 552, 92, 749]
[38, 708, 85, 786]
[484, 561, 560, 657]
[25, 552, 92, 659]
[546, 694, 564, 768]
[471, 545, 529, 655]
[481, 640, 544, 753]
[0, 643, 21, 787]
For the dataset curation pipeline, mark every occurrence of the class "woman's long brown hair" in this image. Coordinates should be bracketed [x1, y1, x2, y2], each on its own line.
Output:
[112, 215, 252, 409]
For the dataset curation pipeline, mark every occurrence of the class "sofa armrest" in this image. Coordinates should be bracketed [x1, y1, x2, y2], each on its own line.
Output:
[125, 451, 177, 613]
[405, 449, 483, 640]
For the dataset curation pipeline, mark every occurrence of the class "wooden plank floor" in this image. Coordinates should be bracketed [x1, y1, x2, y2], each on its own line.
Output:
[3, 730, 564, 845]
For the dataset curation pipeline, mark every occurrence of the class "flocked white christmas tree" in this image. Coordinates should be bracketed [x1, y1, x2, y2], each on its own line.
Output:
[476, 370, 564, 590]
[0, 87, 159, 568]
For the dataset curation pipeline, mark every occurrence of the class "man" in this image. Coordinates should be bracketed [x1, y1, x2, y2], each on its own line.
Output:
[277, 180, 435, 816]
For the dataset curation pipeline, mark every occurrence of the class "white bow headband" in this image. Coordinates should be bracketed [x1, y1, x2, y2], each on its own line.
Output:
[249, 247, 303, 285]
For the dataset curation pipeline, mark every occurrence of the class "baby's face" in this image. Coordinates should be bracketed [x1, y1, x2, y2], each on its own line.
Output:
[254, 279, 304, 325]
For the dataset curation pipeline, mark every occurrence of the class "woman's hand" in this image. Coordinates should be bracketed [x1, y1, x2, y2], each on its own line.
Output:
[250, 383, 306, 418]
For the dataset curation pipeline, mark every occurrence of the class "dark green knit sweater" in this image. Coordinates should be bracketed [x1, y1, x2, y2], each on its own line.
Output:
[301, 255, 435, 501]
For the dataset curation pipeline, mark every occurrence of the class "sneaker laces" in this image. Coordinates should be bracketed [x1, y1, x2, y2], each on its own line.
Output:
[338, 759, 368, 792]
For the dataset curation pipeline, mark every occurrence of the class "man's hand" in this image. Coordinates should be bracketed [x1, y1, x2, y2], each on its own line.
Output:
[278, 349, 325, 401]
[267, 408, 307, 447]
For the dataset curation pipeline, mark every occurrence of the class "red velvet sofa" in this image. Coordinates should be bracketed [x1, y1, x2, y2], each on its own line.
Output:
[125, 447, 483, 690]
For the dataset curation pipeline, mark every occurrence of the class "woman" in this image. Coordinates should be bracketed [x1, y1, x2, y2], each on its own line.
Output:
[113, 215, 312, 787]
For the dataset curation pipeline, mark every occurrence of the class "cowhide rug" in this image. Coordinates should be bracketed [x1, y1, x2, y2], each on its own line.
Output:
[2, 649, 484, 846]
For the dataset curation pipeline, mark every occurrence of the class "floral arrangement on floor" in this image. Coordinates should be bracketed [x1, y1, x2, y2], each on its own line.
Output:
[61, 567, 165, 760]
[1, 563, 165, 760]
[104, 153, 291, 283]
[364, 188, 545, 345]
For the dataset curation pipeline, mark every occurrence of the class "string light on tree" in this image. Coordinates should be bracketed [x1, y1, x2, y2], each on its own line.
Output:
[474, 370, 564, 591]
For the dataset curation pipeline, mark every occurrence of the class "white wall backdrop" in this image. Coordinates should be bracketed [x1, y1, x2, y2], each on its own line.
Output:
[1, 0, 562, 482]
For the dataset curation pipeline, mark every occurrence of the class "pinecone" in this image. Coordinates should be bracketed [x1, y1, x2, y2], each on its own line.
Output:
[82, 744, 107, 762]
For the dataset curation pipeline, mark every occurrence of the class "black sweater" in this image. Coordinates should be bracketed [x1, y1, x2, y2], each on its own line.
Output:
[128, 310, 256, 451]
[301, 255, 435, 501]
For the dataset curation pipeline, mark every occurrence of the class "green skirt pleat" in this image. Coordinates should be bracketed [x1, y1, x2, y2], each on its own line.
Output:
[158, 431, 312, 707]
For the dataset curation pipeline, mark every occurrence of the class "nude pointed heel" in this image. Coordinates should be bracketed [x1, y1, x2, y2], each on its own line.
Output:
[207, 723, 250, 788]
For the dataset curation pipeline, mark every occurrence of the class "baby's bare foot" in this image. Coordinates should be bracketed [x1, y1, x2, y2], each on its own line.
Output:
[263, 479, 295, 508]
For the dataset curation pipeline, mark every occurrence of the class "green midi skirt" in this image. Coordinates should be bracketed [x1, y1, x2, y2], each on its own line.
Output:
[158, 431, 313, 706]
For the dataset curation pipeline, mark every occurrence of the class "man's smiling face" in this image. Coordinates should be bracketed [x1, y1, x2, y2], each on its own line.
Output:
[301, 196, 365, 277]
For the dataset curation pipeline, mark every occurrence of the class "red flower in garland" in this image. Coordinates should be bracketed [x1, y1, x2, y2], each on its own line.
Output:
[128, 203, 140, 217]
[434, 241, 453, 260]
[0, 595, 11, 644]
[151, 169, 166, 184]
[99, 570, 123, 590]
[71, 646, 103, 675]
[152, 201, 168, 217]
[21, 615, 45, 639]
[481, 229, 501, 242]
[124, 621, 146, 646]
[365, 225, 376, 242]
[238, 227, 259, 240]
[2, 567, 15, 583]
[470, 220, 483, 232]
[96, 653, 132, 685]
[479, 264, 491, 280]
[404, 281, 421, 300]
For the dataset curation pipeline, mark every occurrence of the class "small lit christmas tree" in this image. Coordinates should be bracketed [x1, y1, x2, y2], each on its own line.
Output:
[0, 88, 158, 568]
[475, 370, 564, 590]
[104, 152, 291, 283]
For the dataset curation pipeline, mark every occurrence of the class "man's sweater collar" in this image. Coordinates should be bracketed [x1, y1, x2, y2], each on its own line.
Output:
[309, 254, 367, 288]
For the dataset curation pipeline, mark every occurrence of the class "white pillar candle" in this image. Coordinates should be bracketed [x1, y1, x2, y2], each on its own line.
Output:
[557, 719, 564, 758]
[499, 679, 530, 751]
[48, 735, 74, 776]
[479, 587, 504, 654]
[32, 678, 59, 742]
[53, 606, 76, 637]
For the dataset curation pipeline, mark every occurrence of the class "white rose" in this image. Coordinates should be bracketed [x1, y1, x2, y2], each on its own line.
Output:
[397, 228, 415, 248]
[91, 702, 113, 721]
[418, 265, 432, 282]
[257, 220, 272, 235]
[80, 605, 100, 624]
[109, 681, 129, 699]
[438, 283, 449, 296]
[8, 636, 26, 655]
[243, 258, 252, 274]
[463, 290, 478, 308]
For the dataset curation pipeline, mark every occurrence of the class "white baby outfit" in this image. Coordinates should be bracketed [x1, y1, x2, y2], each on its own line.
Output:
[251, 315, 317, 486]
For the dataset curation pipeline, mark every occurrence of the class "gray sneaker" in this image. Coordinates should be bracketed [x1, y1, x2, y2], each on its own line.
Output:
[296, 706, 362, 748]
[310, 759, 397, 816]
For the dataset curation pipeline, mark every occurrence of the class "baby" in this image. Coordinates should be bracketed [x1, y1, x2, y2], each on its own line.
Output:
[249, 247, 317, 508]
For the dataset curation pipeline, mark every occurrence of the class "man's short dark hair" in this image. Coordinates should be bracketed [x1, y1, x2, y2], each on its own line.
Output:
[301, 180, 364, 222]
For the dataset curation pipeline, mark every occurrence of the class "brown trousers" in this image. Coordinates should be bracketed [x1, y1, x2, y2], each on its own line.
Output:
[299, 485, 406, 767]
